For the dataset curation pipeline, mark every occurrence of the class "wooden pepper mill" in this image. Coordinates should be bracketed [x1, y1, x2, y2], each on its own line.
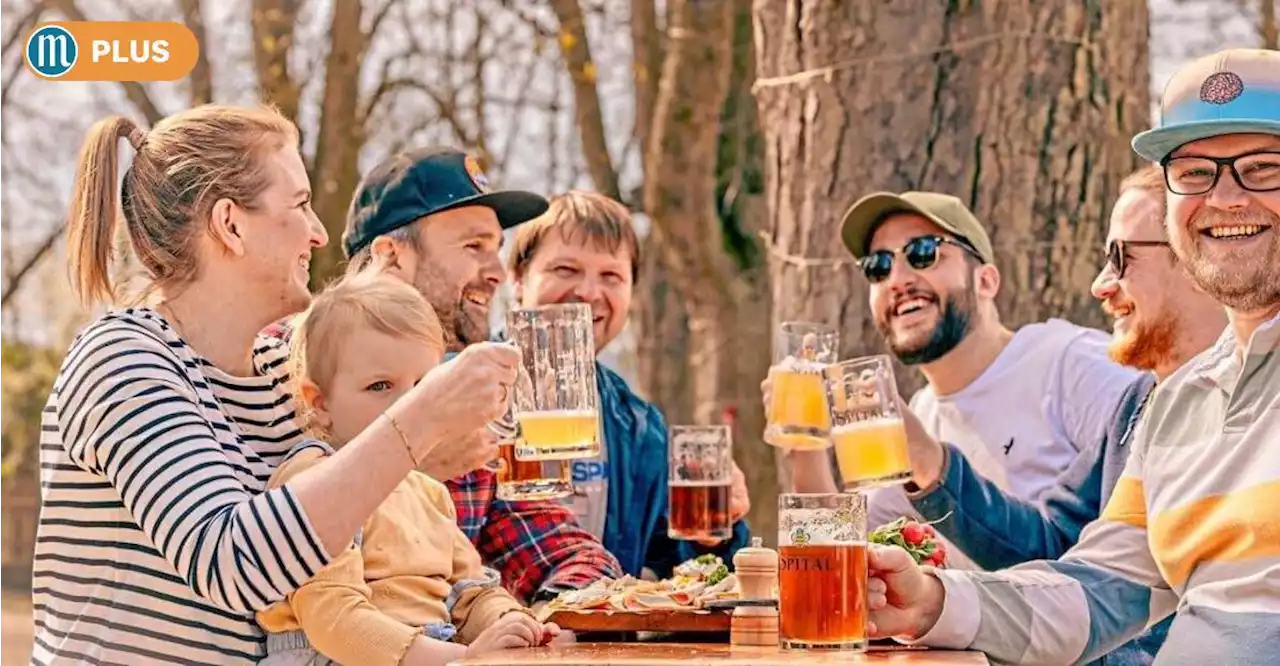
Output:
[730, 537, 780, 646]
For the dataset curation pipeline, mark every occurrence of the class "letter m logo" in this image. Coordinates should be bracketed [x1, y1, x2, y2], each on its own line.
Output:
[26, 25, 78, 79]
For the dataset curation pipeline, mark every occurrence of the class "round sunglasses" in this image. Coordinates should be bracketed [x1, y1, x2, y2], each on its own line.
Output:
[858, 235, 983, 283]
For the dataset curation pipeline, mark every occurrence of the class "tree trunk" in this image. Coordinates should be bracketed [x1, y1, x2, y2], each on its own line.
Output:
[308, 0, 369, 285]
[630, 0, 664, 170]
[1262, 0, 1278, 50]
[251, 0, 302, 126]
[550, 0, 620, 200]
[753, 0, 1150, 401]
[644, 0, 737, 426]
[178, 0, 213, 106]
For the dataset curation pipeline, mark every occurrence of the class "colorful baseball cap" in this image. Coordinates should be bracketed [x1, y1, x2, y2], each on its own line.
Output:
[343, 147, 549, 258]
[1132, 48, 1280, 162]
[840, 191, 994, 264]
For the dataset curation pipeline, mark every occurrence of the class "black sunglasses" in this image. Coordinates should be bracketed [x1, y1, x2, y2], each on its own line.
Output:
[859, 235, 983, 283]
[1105, 239, 1169, 279]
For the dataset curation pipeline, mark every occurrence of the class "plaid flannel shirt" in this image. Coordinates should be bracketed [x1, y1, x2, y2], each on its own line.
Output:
[447, 468, 621, 603]
[261, 317, 621, 604]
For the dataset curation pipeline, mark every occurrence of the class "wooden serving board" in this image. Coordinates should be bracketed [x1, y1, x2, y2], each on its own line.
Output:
[543, 608, 732, 633]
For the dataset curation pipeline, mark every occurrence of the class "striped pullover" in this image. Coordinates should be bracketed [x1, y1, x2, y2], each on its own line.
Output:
[30, 309, 333, 665]
[911, 311, 1280, 665]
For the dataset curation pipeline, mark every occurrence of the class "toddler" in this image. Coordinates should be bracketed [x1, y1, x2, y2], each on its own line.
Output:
[256, 270, 559, 666]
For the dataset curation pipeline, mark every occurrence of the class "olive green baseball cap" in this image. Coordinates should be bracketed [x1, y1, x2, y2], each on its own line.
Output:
[839, 191, 994, 263]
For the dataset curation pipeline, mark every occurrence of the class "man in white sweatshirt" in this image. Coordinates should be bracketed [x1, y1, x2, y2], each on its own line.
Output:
[790, 190, 1141, 571]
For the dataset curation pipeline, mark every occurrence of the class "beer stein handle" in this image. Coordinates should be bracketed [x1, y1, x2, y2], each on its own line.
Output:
[486, 389, 519, 440]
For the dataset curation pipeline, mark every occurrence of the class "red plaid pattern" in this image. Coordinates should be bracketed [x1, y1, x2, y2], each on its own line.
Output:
[261, 316, 620, 604]
[448, 468, 621, 603]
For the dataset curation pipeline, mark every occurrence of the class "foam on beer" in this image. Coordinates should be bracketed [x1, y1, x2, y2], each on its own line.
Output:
[774, 354, 828, 374]
[829, 415, 903, 435]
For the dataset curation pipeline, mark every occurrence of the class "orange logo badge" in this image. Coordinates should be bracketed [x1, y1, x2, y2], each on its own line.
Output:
[464, 155, 492, 193]
[25, 21, 199, 82]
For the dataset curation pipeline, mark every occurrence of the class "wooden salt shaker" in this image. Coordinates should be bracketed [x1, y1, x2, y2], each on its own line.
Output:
[730, 537, 779, 646]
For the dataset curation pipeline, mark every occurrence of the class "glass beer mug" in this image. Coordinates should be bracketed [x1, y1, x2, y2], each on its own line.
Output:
[778, 493, 869, 651]
[823, 355, 911, 489]
[667, 425, 733, 541]
[765, 321, 839, 450]
[489, 303, 601, 500]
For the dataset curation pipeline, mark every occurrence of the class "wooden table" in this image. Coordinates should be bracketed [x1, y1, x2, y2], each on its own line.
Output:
[449, 643, 990, 665]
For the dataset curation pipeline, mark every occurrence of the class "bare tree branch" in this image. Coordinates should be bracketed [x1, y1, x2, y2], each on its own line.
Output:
[367, 0, 399, 44]
[470, 3, 491, 164]
[1, 2, 43, 61]
[2, 224, 64, 309]
[178, 0, 213, 105]
[46, 0, 165, 124]
[549, 0, 620, 199]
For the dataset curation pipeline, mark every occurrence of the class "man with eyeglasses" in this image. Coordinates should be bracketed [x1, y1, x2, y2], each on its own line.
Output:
[787, 187, 1141, 572]
[865, 48, 1280, 666]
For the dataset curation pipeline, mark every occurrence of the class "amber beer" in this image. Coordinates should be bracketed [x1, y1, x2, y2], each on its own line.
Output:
[668, 481, 731, 540]
[765, 368, 832, 450]
[668, 425, 734, 542]
[778, 492, 868, 651]
[823, 355, 912, 489]
[765, 322, 839, 450]
[514, 408, 600, 460]
[778, 543, 869, 649]
[831, 417, 911, 488]
[494, 441, 572, 501]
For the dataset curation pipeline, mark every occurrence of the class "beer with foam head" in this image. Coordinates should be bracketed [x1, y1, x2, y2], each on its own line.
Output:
[765, 322, 838, 450]
[778, 493, 868, 651]
[831, 417, 911, 488]
[823, 355, 912, 489]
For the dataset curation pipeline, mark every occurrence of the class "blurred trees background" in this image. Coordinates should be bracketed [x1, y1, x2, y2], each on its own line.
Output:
[1, 0, 1274, 579]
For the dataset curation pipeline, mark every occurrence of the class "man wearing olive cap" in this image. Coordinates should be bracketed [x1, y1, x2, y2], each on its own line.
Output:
[788, 188, 1140, 574]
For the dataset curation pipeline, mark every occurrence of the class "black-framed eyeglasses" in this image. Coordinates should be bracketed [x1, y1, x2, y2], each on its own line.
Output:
[858, 235, 984, 284]
[1105, 239, 1169, 279]
[1161, 150, 1280, 196]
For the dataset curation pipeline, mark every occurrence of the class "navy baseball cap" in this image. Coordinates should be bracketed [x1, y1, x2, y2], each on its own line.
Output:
[342, 147, 549, 258]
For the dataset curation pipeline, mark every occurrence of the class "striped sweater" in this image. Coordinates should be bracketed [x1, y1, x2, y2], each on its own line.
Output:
[911, 311, 1280, 665]
[30, 309, 333, 665]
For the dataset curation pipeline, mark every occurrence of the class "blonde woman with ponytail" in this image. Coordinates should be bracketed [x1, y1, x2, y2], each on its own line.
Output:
[33, 105, 519, 665]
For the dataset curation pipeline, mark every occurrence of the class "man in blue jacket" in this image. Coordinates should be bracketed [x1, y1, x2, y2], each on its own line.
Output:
[506, 190, 751, 579]
[899, 165, 1227, 664]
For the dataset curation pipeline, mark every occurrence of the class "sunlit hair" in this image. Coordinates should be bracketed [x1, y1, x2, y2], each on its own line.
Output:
[65, 104, 299, 305]
[287, 265, 444, 435]
[1119, 164, 1168, 226]
[508, 190, 640, 281]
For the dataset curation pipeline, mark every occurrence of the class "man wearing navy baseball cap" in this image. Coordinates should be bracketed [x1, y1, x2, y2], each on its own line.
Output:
[343, 147, 550, 350]
[264, 148, 624, 607]
[860, 49, 1280, 666]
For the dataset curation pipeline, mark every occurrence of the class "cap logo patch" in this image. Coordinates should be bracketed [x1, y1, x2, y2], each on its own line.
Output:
[1199, 71, 1244, 105]
[464, 155, 492, 193]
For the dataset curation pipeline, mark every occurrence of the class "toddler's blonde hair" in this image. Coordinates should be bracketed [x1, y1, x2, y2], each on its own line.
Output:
[288, 268, 444, 436]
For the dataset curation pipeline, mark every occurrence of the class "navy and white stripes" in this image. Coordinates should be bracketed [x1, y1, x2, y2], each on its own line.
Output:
[31, 309, 332, 665]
